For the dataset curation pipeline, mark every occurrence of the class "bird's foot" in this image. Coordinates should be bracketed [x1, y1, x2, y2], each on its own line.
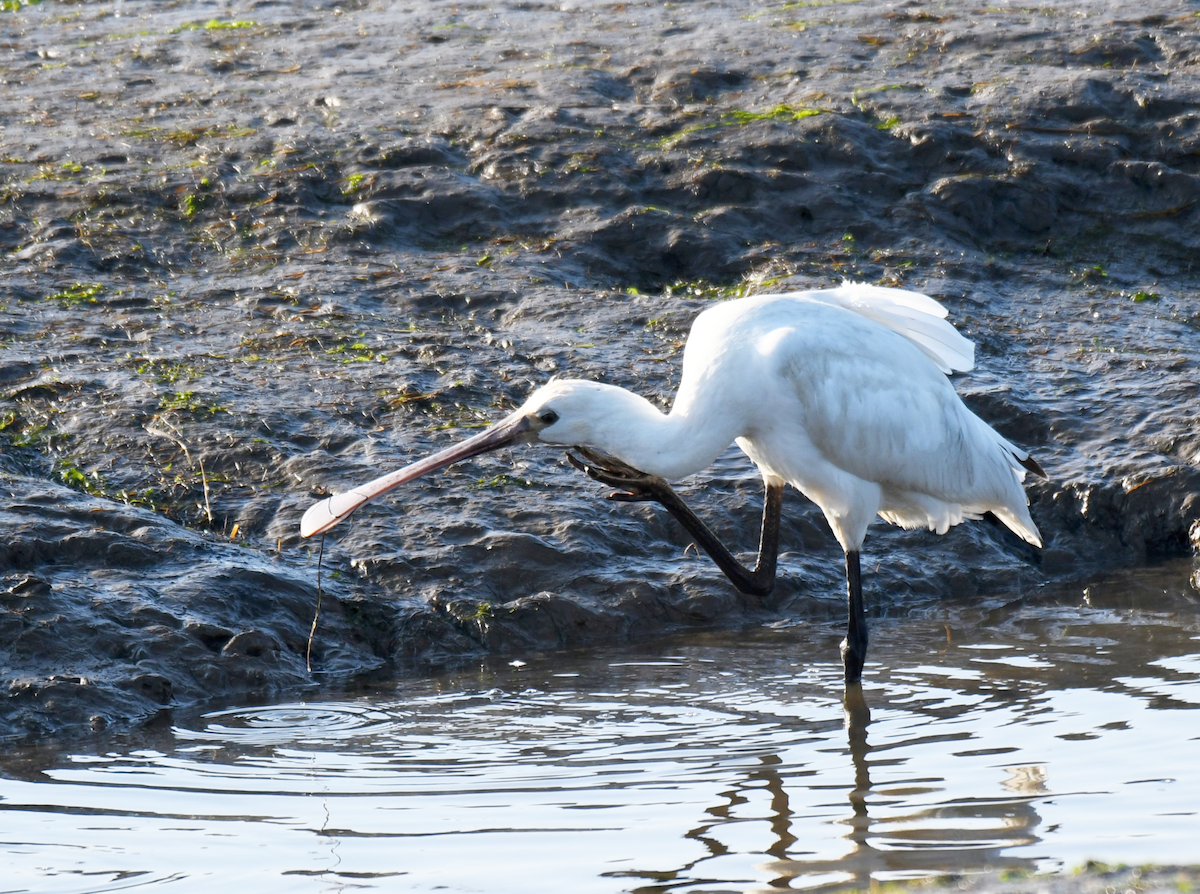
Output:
[567, 447, 673, 504]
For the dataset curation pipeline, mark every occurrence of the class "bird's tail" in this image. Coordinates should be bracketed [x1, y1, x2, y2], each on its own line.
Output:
[989, 438, 1046, 547]
[990, 505, 1042, 548]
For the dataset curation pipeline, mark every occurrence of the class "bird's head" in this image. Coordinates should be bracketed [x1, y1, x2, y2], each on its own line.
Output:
[512, 378, 626, 447]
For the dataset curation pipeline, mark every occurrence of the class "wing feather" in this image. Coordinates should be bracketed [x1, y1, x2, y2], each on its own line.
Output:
[784, 281, 975, 374]
[774, 317, 1021, 505]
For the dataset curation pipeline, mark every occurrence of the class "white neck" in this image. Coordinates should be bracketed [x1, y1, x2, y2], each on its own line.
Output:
[573, 384, 741, 480]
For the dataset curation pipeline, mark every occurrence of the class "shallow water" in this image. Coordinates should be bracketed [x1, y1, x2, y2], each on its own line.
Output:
[2, 558, 1198, 893]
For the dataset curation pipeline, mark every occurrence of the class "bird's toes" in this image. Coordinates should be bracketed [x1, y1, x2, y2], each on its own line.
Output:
[567, 449, 655, 494]
[606, 491, 644, 503]
[578, 447, 644, 478]
[566, 450, 610, 483]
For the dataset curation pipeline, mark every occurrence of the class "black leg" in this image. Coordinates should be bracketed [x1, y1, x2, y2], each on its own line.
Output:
[567, 448, 782, 598]
[841, 550, 868, 684]
[752, 481, 783, 592]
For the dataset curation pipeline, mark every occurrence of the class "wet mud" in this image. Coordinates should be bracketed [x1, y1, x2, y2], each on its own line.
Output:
[1, 0, 1198, 739]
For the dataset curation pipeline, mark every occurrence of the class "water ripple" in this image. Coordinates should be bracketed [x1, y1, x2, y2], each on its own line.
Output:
[175, 702, 405, 746]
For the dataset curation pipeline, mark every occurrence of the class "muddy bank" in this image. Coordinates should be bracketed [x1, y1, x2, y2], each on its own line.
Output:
[1, 0, 1198, 739]
[891, 866, 1200, 894]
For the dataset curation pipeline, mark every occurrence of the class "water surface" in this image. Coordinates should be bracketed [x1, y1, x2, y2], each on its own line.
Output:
[2, 558, 1197, 893]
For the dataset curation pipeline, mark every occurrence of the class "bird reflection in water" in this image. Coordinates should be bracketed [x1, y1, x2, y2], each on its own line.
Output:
[612, 686, 1047, 892]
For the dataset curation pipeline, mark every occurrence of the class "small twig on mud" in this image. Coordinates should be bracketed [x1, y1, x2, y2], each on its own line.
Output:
[307, 536, 325, 674]
[197, 456, 213, 525]
[145, 419, 213, 525]
[145, 420, 192, 465]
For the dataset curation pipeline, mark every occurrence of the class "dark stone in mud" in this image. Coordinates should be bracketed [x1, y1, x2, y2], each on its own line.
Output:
[1, 0, 1199, 740]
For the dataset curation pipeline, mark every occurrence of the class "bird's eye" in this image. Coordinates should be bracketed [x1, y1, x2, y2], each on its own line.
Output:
[538, 409, 559, 425]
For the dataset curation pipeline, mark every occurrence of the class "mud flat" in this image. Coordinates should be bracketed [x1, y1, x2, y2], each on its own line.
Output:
[1, 0, 1198, 739]
[897, 866, 1200, 894]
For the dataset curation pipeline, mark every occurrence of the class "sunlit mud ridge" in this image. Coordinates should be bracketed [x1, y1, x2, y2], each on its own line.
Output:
[1, 0, 1198, 739]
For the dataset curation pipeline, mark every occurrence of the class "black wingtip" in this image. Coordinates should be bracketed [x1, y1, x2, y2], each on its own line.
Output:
[1019, 453, 1049, 480]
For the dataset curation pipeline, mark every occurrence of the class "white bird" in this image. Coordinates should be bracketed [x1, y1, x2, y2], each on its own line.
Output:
[301, 282, 1044, 683]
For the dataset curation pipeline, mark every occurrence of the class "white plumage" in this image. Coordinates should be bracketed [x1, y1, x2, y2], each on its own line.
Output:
[301, 282, 1044, 684]
[522, 285, 1039, 550]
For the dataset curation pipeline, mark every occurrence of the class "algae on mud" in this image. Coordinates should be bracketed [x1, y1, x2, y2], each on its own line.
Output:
[1, 0, 1199, 738]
